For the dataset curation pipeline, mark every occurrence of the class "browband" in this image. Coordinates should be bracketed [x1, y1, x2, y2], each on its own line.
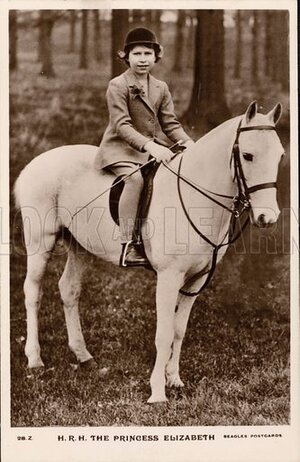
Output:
[237, 125, 276, 133]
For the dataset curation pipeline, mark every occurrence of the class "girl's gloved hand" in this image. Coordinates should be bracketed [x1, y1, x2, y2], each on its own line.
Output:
[144, 141, 172, 163]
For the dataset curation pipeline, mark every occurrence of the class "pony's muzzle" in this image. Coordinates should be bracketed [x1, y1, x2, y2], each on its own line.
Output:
[257, 214, 270, 228]
[251, 206, 280, 227]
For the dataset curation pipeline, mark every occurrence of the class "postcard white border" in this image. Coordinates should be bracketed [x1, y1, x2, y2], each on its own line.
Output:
[1, 1, 299, 461]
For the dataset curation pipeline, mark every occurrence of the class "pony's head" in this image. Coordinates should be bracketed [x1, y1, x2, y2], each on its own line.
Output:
[235, 101, 284, 227]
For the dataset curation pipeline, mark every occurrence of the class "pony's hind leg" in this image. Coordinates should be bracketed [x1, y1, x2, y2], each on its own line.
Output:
[166, 293, 197, 388]
[24, 248, 54, 368]
[22, 204, 58, 368]
[58, 247, 93, 365]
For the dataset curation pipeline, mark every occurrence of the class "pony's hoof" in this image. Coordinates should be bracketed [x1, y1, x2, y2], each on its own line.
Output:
[166, 376, 184, 388]
[147, 395, 168, 404]
[26, 366, 45, 379]
[27, 358, 45, 369]
[79, 358, 98, 371]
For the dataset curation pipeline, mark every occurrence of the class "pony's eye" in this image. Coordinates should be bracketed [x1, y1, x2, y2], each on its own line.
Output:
[243, 153, 254, 162]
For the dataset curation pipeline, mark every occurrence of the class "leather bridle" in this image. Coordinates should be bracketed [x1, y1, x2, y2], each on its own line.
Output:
[232, 121, 277, 206]
[163, 119, 279, 296]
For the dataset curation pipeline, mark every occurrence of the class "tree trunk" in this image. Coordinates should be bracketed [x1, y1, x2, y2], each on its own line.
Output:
[79, 10, 88, 69]
[144, 10, 153, 26]
[264, 11, 271, 76]
[212, 11, 229, 115]
[152, 10, 161, 40]
[183, 10, 230, 133]
[185, 11, 196, 69]
[93, 10, 101, 62]
[131, 10, 143, 26]
[68, 10, 76, 53]
[270, 12, 281, 83]
[251, 11, 258, 85]
[9, 10, 18, 71]
[234, 10, 241, 79]
[39, 10, 55, 77]
[279, 11, 289, 91]
[173, 11, 186, 72]
[37, 17, 43, 62]
[111, 10, 129, 78]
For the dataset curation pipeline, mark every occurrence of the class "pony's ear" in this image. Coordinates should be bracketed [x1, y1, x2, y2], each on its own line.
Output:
[245, 101, 257, 123]
[267, 103, 283, 125]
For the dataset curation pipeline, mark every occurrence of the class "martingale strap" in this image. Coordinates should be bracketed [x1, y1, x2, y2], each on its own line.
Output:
[179, 213, 250, 297]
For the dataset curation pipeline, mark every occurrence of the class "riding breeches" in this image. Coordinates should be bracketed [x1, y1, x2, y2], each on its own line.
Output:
[108, 163, 144, 243]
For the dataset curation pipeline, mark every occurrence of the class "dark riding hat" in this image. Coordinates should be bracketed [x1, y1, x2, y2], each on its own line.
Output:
[124, 27, 160, 51]
[118, 27, 163, 61]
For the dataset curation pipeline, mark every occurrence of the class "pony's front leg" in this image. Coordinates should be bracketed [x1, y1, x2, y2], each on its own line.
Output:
[166, 293, 197, 388]
[148, 269, 184, 403]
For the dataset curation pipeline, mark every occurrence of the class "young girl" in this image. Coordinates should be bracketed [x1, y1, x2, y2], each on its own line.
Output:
[94, 27, 194, 267]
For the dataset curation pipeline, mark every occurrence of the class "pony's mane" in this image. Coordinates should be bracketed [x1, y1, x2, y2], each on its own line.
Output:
[197, 109, 273, 144]
[196, 116, 240, 144]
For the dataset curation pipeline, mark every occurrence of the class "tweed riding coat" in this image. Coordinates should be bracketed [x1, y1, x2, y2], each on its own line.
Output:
[94, 68, 191, 170]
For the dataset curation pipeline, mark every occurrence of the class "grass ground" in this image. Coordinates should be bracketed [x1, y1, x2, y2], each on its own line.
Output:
[10, 17, 290, 427]
[10, 251, 290, 426]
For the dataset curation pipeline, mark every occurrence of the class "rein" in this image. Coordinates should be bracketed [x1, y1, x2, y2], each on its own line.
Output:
[163, 120, 278, 297]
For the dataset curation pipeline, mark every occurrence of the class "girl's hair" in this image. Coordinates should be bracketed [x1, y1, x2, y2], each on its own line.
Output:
[118, 43, 163, 65]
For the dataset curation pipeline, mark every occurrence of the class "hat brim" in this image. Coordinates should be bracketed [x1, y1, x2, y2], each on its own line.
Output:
[124, 41, 161, 51]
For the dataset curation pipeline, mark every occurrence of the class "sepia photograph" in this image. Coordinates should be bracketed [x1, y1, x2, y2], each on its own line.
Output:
[1, 0, 299, 461]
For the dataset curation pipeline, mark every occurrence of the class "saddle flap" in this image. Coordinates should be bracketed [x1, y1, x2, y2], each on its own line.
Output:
[109, 163, 160, 232]
[109, 176, 125, 226]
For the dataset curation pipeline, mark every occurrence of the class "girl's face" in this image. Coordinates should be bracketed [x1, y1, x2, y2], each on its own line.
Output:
[128, 45, 156, 76]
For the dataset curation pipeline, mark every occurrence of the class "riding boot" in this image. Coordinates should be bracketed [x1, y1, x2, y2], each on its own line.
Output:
[120, 240, 148, 267]
[115, 168, 149, 267]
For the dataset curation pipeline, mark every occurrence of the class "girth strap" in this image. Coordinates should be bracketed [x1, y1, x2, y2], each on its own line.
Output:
[179, 246, 219, 296]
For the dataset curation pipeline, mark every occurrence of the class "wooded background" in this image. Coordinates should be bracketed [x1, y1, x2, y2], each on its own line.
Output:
[10, 9, 291, 427]
[9, 9, 289, 133]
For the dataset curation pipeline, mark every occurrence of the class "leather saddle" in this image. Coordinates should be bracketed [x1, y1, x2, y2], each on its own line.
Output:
[109, 161, 161, 242]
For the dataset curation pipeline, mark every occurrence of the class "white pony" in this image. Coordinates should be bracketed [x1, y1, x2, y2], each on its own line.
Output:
[15, 101, 284, 403]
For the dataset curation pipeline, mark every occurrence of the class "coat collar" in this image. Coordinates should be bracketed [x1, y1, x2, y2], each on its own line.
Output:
[124, 68, 160, 114]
